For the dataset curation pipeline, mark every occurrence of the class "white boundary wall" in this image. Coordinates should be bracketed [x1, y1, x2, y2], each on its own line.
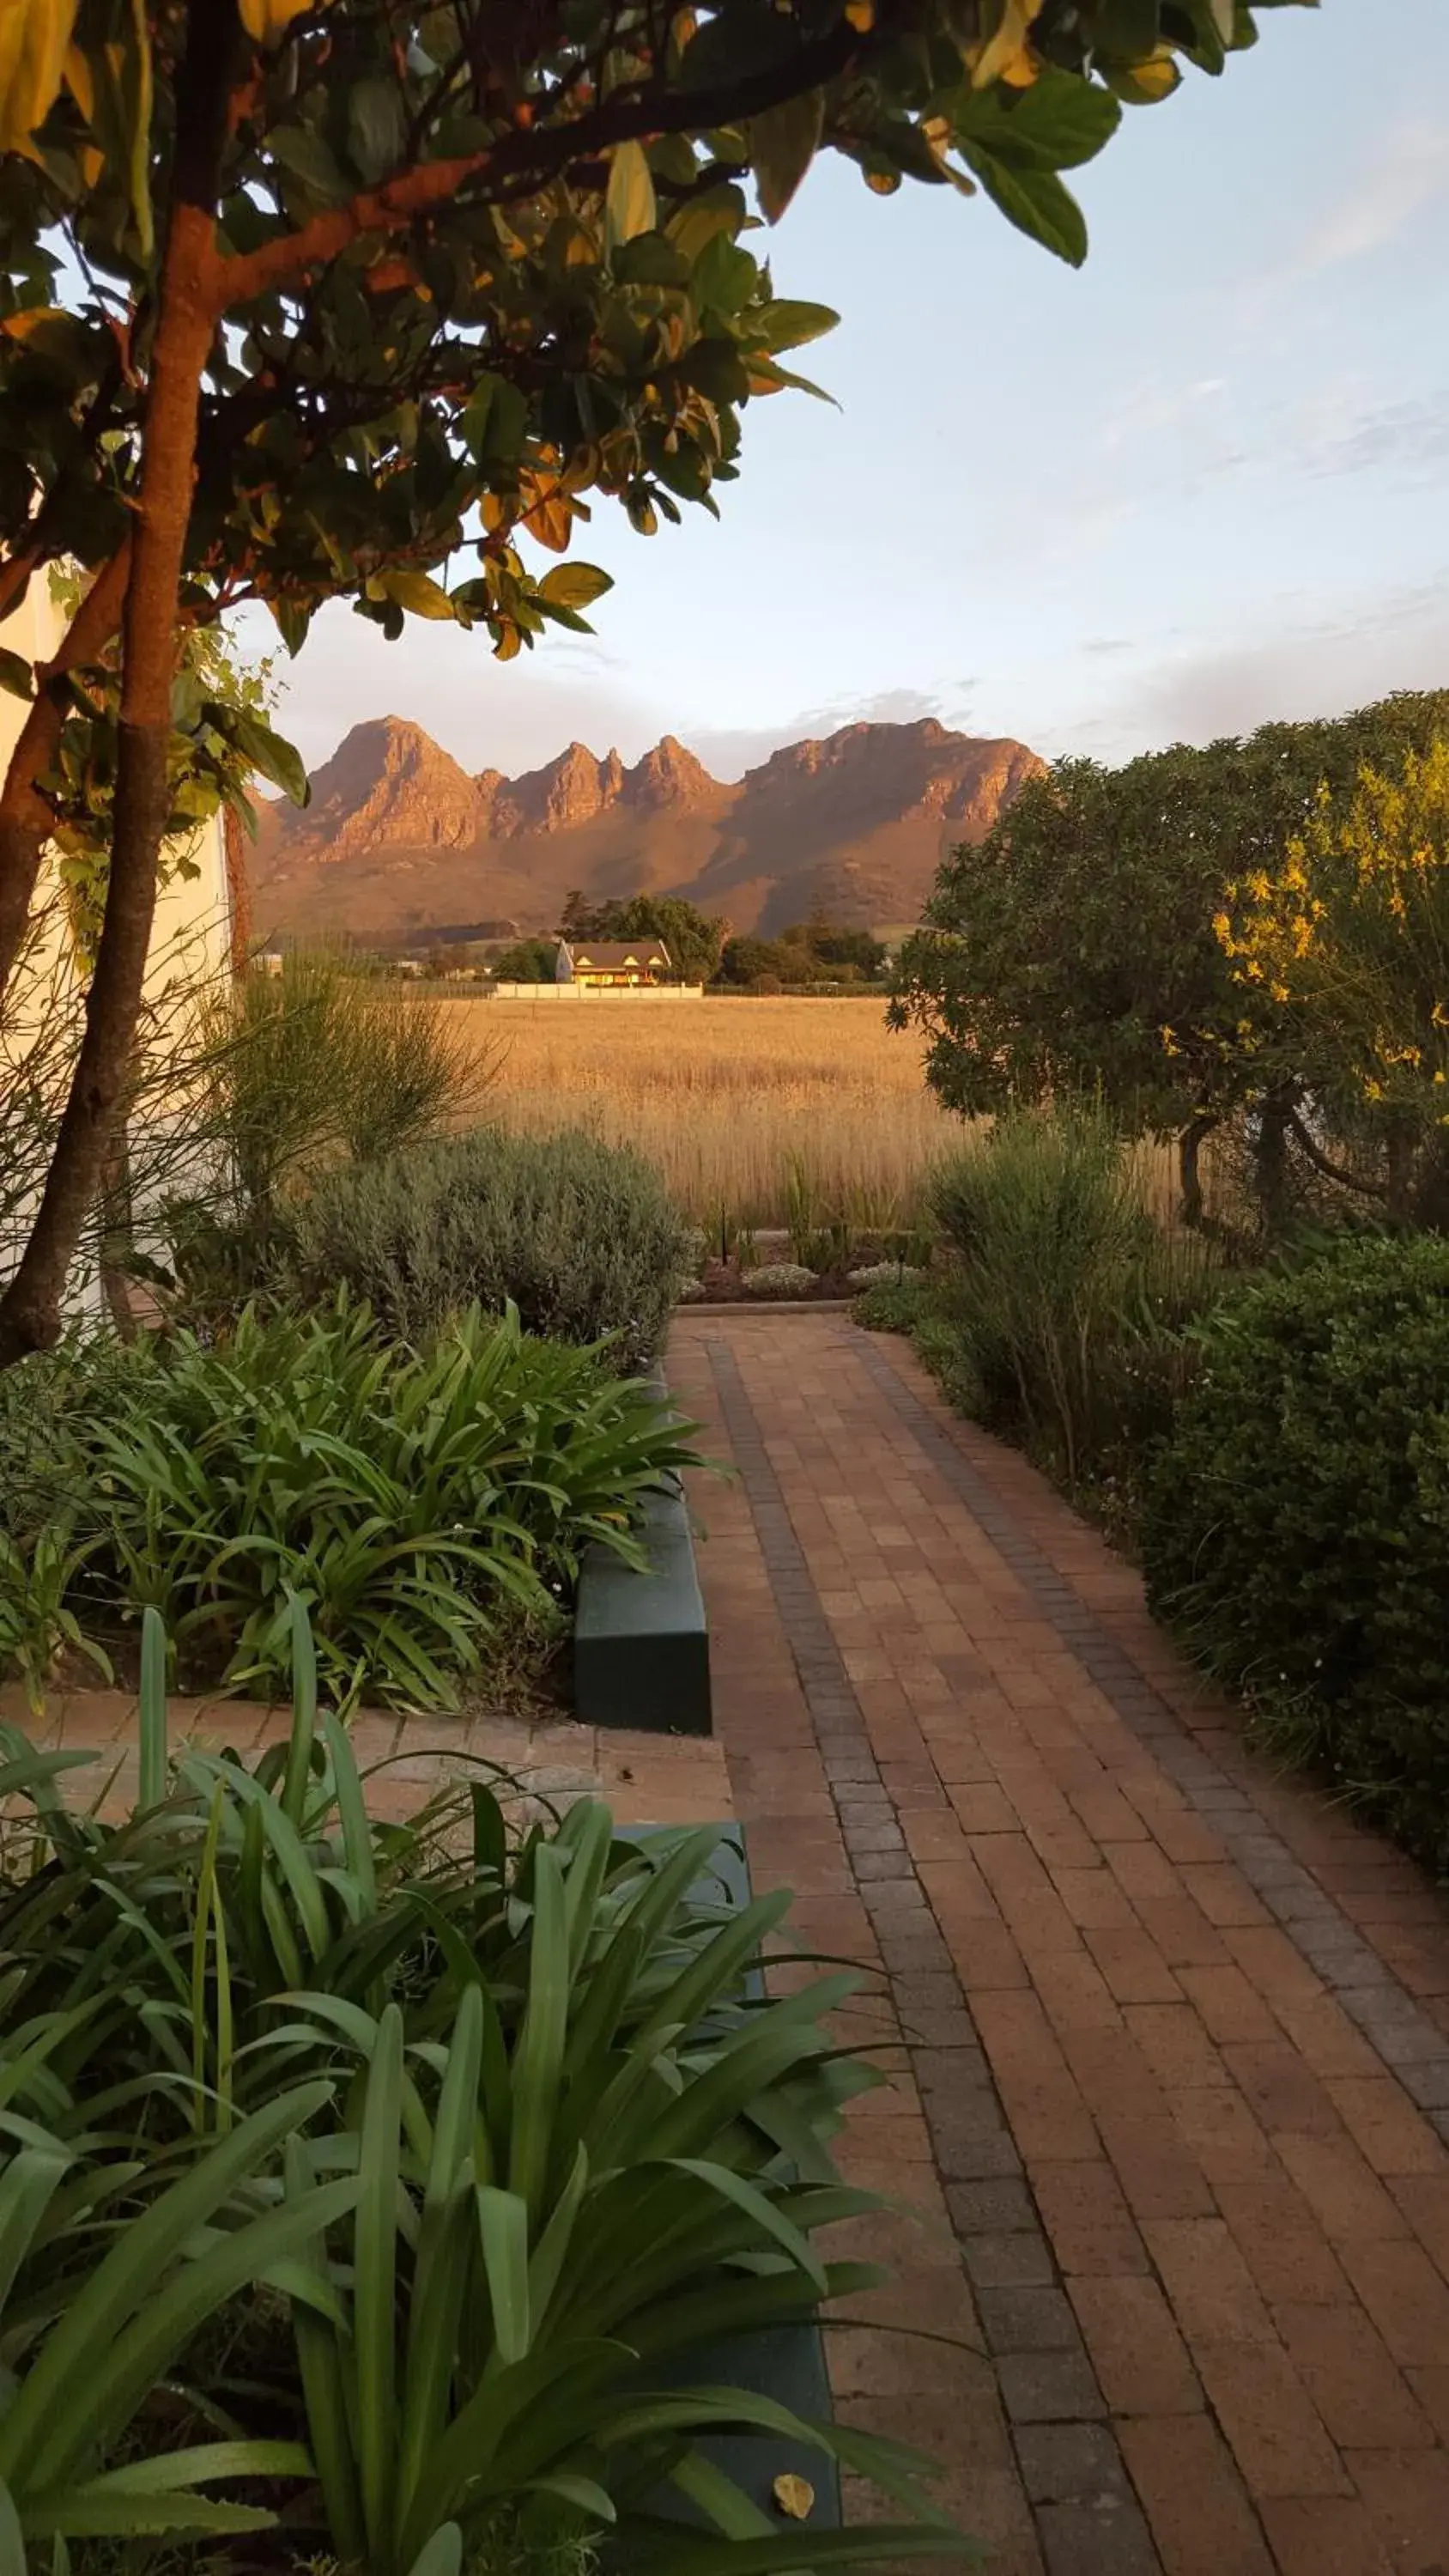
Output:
[490, 981, 705, 1001]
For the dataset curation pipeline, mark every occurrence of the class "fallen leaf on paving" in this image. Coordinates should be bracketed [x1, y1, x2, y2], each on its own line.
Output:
[773, 2473, 815, 2520]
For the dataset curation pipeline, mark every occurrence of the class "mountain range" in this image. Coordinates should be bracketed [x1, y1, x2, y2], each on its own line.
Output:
[251, 714, 1045, 942]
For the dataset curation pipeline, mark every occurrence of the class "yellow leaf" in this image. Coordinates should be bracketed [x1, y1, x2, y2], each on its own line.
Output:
[62, 38, 90, 119]
[0, 303, 64, 337]
[0, 0, 79, 160]
[971, 0, 1044, 90]
[773, 2475, 815, 2521]
[844, 0, 874, 27]
[1117, 46, 1180, 103]
[239, 0, 321, 45]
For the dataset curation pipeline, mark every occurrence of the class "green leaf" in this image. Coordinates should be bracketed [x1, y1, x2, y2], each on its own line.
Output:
[606, 141, 657, 247]
[0, 649, 33, 702]
[279, 1594, 317, 1828]
[58, 2443, 312, 2496]
[378, 571, 457, 622]
[407, 2530, 464, 2576]
[355, 2002, 403, 2558]
[749, 301, 840, 355]
[460, 373, 528, 463]
[218, 708, 311, 807]
[270, 125, 352, 205]
[957, 147, 1088, 265]
[137, 1606, 167, 1811]
[348, 76, 406, 185]
[476, 2184, 531, 2365]
[981, 67, 1123, 170]
[21, 2493, 273, 2540]
[0, 2478, 23, 2576]
[507, 1844, 568, 2219]
[537, 563, 613, 613]
[749, 88, 824, 224]
[745, 355, 839, 406]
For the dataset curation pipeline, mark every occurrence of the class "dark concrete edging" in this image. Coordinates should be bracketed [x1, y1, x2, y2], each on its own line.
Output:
[676, 1298, 858, 1318]
[573, 1366, 712, 1734]
[646, 1826, 843, 2538]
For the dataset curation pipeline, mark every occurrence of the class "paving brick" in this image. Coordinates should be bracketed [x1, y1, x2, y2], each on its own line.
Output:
[1116, 2415, 1275, 2576]
[1034, 2494, 1160, 2575]
[1142, 2215, 1275, 2347]
[962, 2231, 1058, 2289]
[1256, 2496, 1397, 2575]
[1174, 1961, 1281, 2044]
[1276, 2133, 1414, 2245]
[1336, 2234, 1449, 2369]
[997, 2347, 1108, 2425]
[1093, 2108, 1219, 2221]
[977, 2282, 1082, 2354]
[1014, 2421, 1131, 2506]
[1068, 2273, 1201, 2415]
[1346, 2447, 1449, 2575]
[1191, 2337, 1352, 2499]
[1271, 2300, 1435, 2450]
[1031, 2160, 1149, 2278]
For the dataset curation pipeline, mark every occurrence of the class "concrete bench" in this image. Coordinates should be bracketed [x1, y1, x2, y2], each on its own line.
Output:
[573, 1471, 712, 1735]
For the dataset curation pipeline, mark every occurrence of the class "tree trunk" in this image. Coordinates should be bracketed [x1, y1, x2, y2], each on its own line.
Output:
[1176, 1112, 1218, 1231]
[0, 550, 131, 999]
[0, 0, 232, 1366]
[1252, 1083, 1298, 1242]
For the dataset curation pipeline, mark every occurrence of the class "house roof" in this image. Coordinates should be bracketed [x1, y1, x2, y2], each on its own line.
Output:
[559, 939, 672, 969]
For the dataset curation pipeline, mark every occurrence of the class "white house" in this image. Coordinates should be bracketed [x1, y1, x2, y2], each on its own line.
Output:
[0, 574, 237, 1315]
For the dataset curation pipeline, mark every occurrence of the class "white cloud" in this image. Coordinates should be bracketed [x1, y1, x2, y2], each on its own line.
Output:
[1058, 574, 1449, 760]
[1252, 114, 1449, 305]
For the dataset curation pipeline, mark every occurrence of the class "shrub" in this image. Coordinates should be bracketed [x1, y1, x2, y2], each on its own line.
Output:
[0, 1299, 699, 1708]
[744, 1261, 817, 1297]
[169, 952, 494, 1312]
[0, 1607, 965, 2569]
[1142, 1234, 1449, 1873]
[848, 1261, 926, 1292]
[282, 1127, 691, 1366]
[852, 1276, 935, 1334]
[932, 1103, 1216, 1485]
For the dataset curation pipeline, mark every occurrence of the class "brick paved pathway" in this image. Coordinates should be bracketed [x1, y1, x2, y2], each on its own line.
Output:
[669, 1309, 1449, 2576]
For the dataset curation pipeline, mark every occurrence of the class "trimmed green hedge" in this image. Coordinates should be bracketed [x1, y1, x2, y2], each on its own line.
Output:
[1142, 1234, 1449, 1873]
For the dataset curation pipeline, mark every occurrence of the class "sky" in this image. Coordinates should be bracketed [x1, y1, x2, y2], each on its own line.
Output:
[249, 3, 1449, 786]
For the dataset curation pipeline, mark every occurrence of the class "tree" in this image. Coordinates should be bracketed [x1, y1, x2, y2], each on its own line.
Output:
[1218, 739, 1449, 1224]
[492, 936, 557, 981]
[805, 920, 888, 978]
[561, 892, 728, 984]
[893, 693, 1449, 1227]
[719, 933, 794, 988]
[0, 0, 1307, 1361]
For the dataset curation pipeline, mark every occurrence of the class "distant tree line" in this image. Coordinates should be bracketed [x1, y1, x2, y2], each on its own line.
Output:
[487, 899, 890, 991]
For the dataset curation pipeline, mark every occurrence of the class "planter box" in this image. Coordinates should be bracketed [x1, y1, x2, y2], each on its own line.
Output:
[573, 1471, 712, 1736]
[648, 1828, 842, 2537]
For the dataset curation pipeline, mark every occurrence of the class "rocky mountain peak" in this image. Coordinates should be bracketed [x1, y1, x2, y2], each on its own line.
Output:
[254, 713, 1043, 942]
[297, 715, 481, 863]
[625, 733, 719, 809]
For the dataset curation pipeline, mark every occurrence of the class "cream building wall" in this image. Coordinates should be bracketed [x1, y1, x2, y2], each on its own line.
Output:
[0, 576, 236, 1312]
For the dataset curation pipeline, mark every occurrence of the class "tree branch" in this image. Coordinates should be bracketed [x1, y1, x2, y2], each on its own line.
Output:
[1287, 1107, 1391, 1201]
[216, 21, 863, 307]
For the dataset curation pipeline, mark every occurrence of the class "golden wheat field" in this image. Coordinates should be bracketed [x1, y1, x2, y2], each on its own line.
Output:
[447, 995, 956, 1224]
